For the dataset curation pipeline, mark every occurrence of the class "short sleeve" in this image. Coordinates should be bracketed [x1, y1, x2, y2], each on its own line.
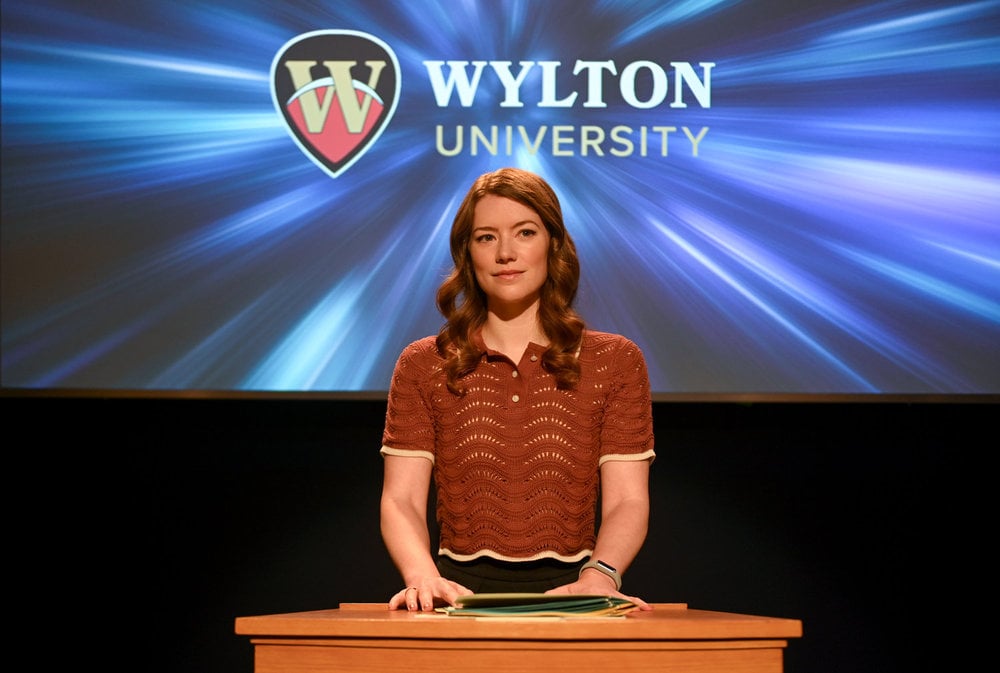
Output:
[599, 336, 655, 464]
[380, 337, 440, 462]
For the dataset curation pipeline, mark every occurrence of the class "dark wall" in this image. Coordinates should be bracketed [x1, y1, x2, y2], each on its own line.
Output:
[9, 396, 991, 672]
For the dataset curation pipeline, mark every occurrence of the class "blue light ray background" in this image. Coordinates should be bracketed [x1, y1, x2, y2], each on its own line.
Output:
[2, 0, 998, 395]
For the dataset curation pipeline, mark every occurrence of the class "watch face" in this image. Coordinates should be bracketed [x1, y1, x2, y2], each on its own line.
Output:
[584, 560, 622, 590]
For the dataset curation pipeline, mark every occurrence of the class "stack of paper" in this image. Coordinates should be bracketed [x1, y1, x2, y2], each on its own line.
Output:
[436, 593, 637, 617]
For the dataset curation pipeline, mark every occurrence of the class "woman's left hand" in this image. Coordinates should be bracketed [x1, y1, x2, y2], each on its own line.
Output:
[544, 577, 652, 610]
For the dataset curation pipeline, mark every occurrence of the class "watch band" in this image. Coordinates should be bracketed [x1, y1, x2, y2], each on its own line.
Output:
[579, 559, 622, 590]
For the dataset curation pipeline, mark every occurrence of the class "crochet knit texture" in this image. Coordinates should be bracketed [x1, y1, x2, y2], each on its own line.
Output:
[382, 331, 655, 562]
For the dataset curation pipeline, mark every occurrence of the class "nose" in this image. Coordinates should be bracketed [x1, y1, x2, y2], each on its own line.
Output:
[495, 236, 516, 263]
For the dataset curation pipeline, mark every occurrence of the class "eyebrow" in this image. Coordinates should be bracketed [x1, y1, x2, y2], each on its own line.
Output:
[473, 219, 540, 233]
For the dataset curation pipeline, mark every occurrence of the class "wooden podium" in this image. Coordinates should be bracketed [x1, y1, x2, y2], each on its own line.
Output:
[235, 602, 802, 672]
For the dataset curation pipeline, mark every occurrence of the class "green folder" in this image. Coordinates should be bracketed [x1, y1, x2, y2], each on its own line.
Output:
[437, 593, 637, 617]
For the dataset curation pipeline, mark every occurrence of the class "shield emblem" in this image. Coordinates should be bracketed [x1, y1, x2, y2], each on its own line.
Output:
[271, 30, 401, 178]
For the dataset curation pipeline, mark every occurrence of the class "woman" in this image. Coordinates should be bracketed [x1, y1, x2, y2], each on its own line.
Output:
[380, 167, 655, 612]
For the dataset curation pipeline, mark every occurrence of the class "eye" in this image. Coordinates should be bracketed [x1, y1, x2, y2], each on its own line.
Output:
[518, 228, 538, 238]
[474, 233, 495, 243]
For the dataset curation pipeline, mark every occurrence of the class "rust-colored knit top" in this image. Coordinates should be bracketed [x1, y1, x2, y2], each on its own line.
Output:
[380, 330, 655, 563]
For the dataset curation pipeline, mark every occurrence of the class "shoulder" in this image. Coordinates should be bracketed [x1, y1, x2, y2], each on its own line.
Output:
[392, 335, 444, 374]
[579, 330, 650, 380]
[581, 330, 645, 356]
[579, 333, 652, 413]
[395, 335, 443, 366]
[399, 335, 440, 357]
[388, 336, 446, 393]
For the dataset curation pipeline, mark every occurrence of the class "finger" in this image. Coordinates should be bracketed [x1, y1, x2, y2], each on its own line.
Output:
[405, 586, 419, 611]
[441, 581, 474, 606]
[619, 593, 651, 610]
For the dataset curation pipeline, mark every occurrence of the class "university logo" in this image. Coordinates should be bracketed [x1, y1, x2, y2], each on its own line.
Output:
[271, 30, 401, 178]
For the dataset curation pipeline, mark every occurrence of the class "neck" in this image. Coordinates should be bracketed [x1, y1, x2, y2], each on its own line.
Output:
[482, 308, 547, 362]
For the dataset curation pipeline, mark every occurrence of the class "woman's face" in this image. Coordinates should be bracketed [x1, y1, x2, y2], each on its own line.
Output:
[469, 194, 551, 315]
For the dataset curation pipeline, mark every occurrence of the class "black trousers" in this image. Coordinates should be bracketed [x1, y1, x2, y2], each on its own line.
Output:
[437, 555, 585, 593]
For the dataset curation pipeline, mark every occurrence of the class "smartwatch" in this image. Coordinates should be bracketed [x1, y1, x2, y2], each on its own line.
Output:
[579, 559, 622, 590]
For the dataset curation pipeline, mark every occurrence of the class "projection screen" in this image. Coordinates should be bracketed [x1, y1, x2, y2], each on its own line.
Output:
[2, 0, 998, 399]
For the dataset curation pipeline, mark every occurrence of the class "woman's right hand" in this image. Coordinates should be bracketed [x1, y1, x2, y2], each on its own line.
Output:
[388, 577, 474, 612]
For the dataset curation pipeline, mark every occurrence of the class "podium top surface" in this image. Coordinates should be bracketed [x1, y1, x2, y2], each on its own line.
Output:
[235, 603, 802, 641]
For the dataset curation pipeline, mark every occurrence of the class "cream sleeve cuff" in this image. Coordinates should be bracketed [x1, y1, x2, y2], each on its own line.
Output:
[598, 448, 656, 466]
[380, 445, 435, 464]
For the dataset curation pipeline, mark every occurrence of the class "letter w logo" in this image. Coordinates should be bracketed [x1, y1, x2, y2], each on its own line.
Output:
[271, 30, 400, 178]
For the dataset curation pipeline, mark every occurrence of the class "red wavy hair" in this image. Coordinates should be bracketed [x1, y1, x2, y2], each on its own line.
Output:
[435, 168, 585, 394]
